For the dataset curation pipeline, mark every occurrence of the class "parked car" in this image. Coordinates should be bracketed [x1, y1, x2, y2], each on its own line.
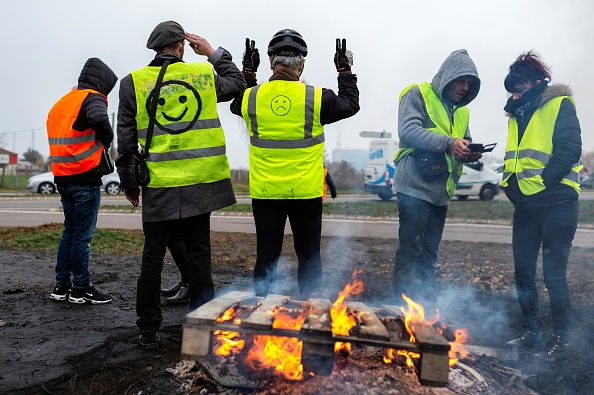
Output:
[27, 170, 121, 195]
[490, 163, 504, 189]
[455, 160, 500, 201]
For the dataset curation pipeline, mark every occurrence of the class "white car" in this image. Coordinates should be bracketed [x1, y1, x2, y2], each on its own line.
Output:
[490, 163, 504, 188]
[27, 170, 121, 195]
[455, 161, 500, 201]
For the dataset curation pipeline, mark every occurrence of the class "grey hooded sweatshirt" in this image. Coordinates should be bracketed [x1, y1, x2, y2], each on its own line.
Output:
[393, 49, 480, 206]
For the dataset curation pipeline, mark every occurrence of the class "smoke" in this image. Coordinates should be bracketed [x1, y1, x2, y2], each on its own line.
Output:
[434, 285, 515, 346]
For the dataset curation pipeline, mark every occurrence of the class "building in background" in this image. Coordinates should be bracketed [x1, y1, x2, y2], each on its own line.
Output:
[332, 148, 367, 170]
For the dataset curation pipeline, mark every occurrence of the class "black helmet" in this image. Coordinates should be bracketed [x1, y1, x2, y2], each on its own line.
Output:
[267, 29, 308, 57]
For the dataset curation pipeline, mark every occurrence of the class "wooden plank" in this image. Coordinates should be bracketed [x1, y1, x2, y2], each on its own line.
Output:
[411, 322, 450, 352]
[380, 304, 404, 317]
[418, 351, 450, 386]
[463, 344, 518, 362]
[345, 301, 390, 341]
[381, 304, 449, 351]
[240, 294, 287, 329]
[184, 291, 254, 326]
[181, 324, 213, 358]
[302, 298, 332, 333]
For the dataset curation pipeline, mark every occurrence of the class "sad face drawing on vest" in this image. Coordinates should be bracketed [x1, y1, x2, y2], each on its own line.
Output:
[132, 63, 229, 188]
[271, 95, 292, 116]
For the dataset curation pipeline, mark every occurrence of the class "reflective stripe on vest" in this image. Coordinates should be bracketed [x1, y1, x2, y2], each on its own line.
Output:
[502, 96, 581, 195]
[46, 89, 105, 176]
[131, 62, 230, 188]
[241, 80, 324, 199]
[394, 82, 469, 198]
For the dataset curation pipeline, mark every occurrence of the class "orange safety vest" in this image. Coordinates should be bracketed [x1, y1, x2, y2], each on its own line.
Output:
[47, 89, 105, 176]
[323, 168, 328, 201]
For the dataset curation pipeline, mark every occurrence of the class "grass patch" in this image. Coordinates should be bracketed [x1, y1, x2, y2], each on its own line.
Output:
[212, 199, 594, 225]
[0, 223, 144, 254]
[0, 174, 31, 191]
[99, 199, 594, 224]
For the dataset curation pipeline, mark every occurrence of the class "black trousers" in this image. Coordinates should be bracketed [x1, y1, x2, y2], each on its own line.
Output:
[167, 227, 191, 284]
[512, 199, 578, 336]
[252, 198, 323, 298]
[136, 213, 213, 335]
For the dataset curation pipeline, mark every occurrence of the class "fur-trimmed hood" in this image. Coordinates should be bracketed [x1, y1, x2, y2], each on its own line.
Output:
[539, 83, 572, 105]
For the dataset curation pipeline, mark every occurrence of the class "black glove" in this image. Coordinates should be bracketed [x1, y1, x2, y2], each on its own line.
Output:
[242, 38, 260, 73]
[334, 38, 353, 72]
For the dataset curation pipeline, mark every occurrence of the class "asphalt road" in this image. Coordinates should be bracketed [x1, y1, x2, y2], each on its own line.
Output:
[1, 196, 593, 247]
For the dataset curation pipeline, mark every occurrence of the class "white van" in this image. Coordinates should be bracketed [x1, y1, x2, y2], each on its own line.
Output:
[363, 139, 399, 201]
[455, 161, 500, 201]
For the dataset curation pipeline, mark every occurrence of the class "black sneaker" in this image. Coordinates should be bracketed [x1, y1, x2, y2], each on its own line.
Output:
[506, 329, 543, 351]
[50, 282, 71, 301]
[139, 333, 161, 349]
[534, 335, 570, 363]
[69, 284, 113, 304]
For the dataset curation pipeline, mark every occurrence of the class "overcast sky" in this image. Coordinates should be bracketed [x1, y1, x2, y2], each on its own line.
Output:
[1, 0, 592, 169]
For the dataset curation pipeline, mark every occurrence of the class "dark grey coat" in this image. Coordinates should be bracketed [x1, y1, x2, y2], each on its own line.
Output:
[393, 49, 481, 206]
[116, 48, 246, 222]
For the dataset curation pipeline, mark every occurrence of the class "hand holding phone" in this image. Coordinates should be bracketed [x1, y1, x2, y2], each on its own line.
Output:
[468, 143, 497, 153]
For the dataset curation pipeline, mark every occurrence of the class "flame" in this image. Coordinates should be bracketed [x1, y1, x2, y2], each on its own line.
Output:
[330, 270, 364, 355]
[213, 306, 245, 356]
[383, 348, 420, 369]
[399, 294, 425, 342]
[383, 348, 395, 364]
[244, 307, 306, 381]
[381, 294, 425, 369]
[448, 328, 471, 366]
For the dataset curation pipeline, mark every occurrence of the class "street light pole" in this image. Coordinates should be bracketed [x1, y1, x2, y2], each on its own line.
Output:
[359, 130, 392, 139]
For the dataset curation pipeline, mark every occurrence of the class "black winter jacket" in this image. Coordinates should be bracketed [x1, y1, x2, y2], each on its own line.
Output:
[230, 70, 359, 125]
[54, 58, 118, 185]
[504, 84, 582, 208]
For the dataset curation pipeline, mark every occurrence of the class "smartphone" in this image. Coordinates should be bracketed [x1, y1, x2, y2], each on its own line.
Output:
[469, 143, 497, 153]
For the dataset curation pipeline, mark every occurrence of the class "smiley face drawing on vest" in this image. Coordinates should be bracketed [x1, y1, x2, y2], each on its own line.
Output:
[271, 94, 291, 116]
[150, 79, 203, 134]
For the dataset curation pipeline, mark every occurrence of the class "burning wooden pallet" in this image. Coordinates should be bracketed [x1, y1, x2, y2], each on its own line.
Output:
[182, 291, 451, 386]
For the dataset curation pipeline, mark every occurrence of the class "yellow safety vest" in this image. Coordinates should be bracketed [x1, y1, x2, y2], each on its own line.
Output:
[394, 82, 469, 198]
[131, 62, 230, 188]
[502, 96, 581, 195]
[241, 80, 324, 199]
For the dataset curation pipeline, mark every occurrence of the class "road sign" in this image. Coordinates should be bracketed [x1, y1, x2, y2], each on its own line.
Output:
[0, 154, 9, 165]
[359, 131, 392, 139]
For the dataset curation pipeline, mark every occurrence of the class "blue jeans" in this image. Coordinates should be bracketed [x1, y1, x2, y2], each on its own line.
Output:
[512, 199, 578, 336]
[393, 193, 448, 306]
[55, 184, 101, 289]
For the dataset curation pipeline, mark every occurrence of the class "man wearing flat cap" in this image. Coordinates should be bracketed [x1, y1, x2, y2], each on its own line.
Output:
[115, 20, 246, 349]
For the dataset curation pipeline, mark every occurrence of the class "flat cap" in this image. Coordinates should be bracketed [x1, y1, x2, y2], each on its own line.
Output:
[146, 21, 185, 50]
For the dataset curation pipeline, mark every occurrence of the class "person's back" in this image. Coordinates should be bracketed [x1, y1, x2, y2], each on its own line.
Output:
[115, 20, 245, 349]
[47, 57, 118, 305]
[230, 30, 359, 297]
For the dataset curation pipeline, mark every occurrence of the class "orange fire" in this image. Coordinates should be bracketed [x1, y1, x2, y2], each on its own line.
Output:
[382, 294, 426, 368]
[382, 296, 472, 367]
[448, 328, 471, 365]
[244, 307, 307, 381]
[400, 293, 425, 343]
[213, 306, 245, 356]
[330, 270, 364, 354]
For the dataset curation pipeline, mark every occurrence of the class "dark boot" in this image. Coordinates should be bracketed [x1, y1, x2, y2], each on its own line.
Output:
[161, 280, 183, 296]
[506, 327, 543, 351]
[534, 334, 570, 363]
[166, 283, 190, 304]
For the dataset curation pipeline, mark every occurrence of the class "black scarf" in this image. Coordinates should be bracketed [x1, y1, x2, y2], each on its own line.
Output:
[503, 81, 548, 116]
